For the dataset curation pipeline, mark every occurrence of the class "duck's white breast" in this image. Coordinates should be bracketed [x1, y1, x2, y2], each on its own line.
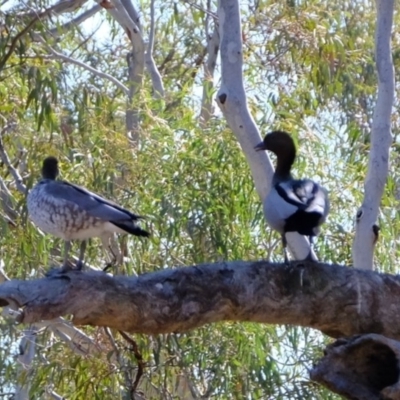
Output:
[263, 187, 298, 233]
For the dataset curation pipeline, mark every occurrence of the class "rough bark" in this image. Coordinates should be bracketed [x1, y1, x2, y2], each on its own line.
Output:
[311, 334, 400, 400]
[352, 0, 394, 270]
[216, 0, 315, 260]
[2, 261, 400, 340]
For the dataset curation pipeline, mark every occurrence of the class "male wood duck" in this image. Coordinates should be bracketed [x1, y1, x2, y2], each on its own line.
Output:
[27, 156, 149, 271]
[255, 131, 329, 261]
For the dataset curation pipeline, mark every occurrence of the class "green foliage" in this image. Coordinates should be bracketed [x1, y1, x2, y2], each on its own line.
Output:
[0, 0, 399, 398]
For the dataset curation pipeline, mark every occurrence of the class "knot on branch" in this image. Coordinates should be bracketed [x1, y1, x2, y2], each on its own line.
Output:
[218, 93, 227, 104]
[311, 334, 400, 400]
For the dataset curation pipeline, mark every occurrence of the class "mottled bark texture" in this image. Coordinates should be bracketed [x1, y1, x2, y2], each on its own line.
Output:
[1, 261, 400, 339]
[311, 334, 400, 400]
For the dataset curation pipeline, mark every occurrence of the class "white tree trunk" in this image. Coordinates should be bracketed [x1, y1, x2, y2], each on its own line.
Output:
[216, 0, 313, 260]
[352, 0, 394, 270]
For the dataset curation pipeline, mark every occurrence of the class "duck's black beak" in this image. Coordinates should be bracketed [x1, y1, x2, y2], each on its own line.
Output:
[254, 142, 267, 151]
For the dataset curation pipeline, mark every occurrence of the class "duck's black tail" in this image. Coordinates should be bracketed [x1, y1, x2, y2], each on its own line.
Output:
[112, 221, 150, 237]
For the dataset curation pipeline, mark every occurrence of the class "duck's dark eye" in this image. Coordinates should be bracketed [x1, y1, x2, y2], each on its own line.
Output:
[356, 209, 363, 220]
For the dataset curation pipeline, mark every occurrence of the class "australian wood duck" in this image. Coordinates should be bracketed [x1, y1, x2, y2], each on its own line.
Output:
[27, 156, 149, 271]
[255, 131, 329, 261]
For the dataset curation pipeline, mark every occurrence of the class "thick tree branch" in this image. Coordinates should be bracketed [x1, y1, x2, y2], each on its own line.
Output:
[311, 334, 400, 400]
[352, 0, 394, 270]
[216, 0, 313, 260]
[1, 261, 400, 340]
[120, 0, 141, 30]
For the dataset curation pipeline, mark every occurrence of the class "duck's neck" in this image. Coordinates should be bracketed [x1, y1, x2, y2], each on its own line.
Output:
[274, 149, 296, 183]
[41, 169, 58, 180]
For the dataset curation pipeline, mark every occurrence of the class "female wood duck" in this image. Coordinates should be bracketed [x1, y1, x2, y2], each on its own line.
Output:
[255, 131, 329, 261]
[27, 156, 149, 271]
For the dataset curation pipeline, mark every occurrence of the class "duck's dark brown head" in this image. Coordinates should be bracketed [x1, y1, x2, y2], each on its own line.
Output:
[255, 131, 296, 155]
[255, 130, 297, 180]
[41, 156, 59, 180]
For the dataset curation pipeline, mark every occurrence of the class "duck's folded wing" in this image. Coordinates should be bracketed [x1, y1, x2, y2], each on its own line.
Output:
[276, 180, 328, 215]
[309, 186, 330, 217]
[42, 181, 143, 222]
[275, 181, 311, 208]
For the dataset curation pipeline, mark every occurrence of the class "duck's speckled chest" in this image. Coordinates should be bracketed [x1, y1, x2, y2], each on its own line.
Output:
[27, 181, 103, 240]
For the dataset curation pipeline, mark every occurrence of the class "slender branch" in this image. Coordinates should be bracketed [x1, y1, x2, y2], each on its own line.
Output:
[0, 260, 10, 283]
[216, 0, 313, 260]
[47, 5, 101, 38]
[38, 317, 102, 356]
[47, 390, 65, 400]
[199, 18, 219, 126]
[183, 0, 218, 19]
[118, 331, 144, 393]
[1, 260, 400, 341]
[0, 0, 84, 71]
[145, 0, 165, 98]
[104, 328, 132, 392]
[0, 124, 26, 194]
[15, 326, 37, 400]
[96, 0, 145, 142]
[352, 0, 394, 270]
[6, 0, 89, 19]
[0, 176, 18, 221]
[38, 38, 129, 94]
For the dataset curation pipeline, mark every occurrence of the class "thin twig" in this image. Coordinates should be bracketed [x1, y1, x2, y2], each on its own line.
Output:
[0, 124, 26, 194]
[104, 327, 134, 398]
[119, 330, 144, 395]
[148, 0, 155, 56]
[183, 0, 218, 20]
[145, 0, 164, 98]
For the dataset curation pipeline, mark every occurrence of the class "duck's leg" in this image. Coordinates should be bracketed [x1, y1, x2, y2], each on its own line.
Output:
[76, 241, 87, 270]
[282, 234, 289, 263]
[303, 236, 314, 261]
[61, 240, 72, 271]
